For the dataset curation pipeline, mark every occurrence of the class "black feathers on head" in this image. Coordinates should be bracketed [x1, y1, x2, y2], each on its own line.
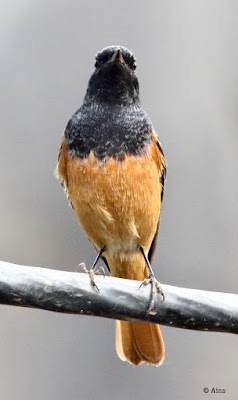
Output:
[84, 45, 139, 106]
[65, 45, 152, 160]
[94, 46, 137, 70]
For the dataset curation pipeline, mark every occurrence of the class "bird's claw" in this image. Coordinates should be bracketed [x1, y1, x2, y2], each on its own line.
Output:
[139, 274, 165, 313]
[93, 266, 105, 277]
[89, 266, 105, 293]
[77, 263, 105, 292]
[77, 262, 88, 273]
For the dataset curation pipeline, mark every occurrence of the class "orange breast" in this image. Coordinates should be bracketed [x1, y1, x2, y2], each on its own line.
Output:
[56, 132, 165, 274]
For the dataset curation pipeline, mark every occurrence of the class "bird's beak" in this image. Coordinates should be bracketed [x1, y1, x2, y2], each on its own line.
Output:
[108, 49, 125, 65]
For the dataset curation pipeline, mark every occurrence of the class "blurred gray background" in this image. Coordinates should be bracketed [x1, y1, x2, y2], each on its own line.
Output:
[0, 1, 237, 399]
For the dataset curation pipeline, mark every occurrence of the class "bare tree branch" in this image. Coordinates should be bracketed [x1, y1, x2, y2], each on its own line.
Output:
[0, 261, 237, 334]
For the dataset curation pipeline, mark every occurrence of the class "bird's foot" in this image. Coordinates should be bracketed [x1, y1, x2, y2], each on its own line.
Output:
[139, 274, 165, 313]
[89, 266, 105, 292]
[77, 247, 106, 292]
[77, 262, 105, 292]
[77, 262, 88, 273]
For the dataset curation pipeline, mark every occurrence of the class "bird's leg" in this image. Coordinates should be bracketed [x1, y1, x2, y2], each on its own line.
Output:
[139, 246, 165, 313]
[88, 247, 106, 292]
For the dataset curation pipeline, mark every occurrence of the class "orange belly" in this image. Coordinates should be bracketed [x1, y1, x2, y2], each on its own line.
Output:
[57, 133, 166, 365]
[56, 132, 164, 277]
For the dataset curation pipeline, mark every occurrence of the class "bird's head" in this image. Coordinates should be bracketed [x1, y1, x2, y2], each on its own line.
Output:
[85, 46, 140, 106]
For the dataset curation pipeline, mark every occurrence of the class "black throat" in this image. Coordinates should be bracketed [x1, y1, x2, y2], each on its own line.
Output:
[64, 61, 152, 160]
[84, 62, 140, 107]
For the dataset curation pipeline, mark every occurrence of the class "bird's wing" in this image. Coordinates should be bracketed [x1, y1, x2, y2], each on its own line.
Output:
[148, 133, 166, 262]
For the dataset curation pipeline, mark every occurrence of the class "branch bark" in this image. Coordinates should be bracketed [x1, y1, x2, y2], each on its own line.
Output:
[0, 261, 237, 334]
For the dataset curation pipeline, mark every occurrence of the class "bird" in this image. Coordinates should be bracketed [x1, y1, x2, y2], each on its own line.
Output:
[56, 45, 166, 366]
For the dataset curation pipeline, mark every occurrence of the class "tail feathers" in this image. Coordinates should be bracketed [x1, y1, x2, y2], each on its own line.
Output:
[116, 320, 165, 366]
[111, 253, 165, 365]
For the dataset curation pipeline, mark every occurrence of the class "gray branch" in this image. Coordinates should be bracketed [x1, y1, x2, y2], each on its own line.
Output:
[0, 261, 237, 334]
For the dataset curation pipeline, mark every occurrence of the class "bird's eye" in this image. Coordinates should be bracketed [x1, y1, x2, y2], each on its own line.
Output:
[94, 54, 108, 68]
[131, 60, 136, 70]
[123, 54, 136, 70]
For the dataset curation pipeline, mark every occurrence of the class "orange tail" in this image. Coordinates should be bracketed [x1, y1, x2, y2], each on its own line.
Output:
[116, 320, 164, 366]
[109, 252, 165, 366]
